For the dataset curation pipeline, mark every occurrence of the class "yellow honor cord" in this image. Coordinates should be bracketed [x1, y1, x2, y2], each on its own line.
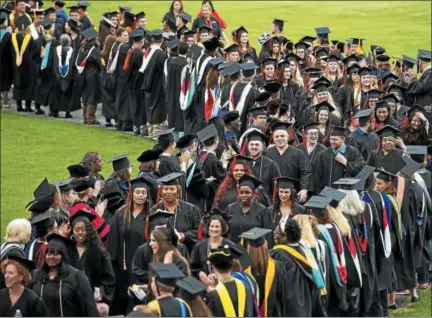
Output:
[147, 300, 161, 317]
[273, 245, 315, 269]
[12, 33, 31, 67]
[216, 278, 246, 317]
[262, 257, 276, 317]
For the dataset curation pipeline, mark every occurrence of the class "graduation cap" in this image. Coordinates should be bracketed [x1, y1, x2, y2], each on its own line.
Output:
[222, 63, 241, 77]
[176, 276, 205, 300]
[55, 179, 73, 194]
[376, 54, 391, 62]
[136, 149, 160, 163]
[275, 177, 299, 189]
[354, 165, 376, 191]
[405, 145, 428, 155]
[130, 28, 145, 42]
[176, 134, 196, 150]
[319, 186, 346, 208]
[53, 0, 66, 7]
[399, 156, 422, 178]
[4, 255, 35, 273]
[312, 81, 331, 93]
[67, 164, 90, 178]
[239, 227, 272, 248]
[381, 72, 399, 85]
[177, 12, 191, 23]
[285, 52, 300, 63]
[32, 178, 57, 201]
[330, 126, 346, 137]
[157, 172, 184, 186]
[202, 36, 221, 51]
[224, 43, 239, 54]
[27, 196, 55, 213]
[328, 54, 342, 63]
[294, 41, 311, 50]
[368, 89, 383, 99]
[242, 52, 257, 63]
[135, 11, 146, 20]
[272, 18, 285, 29]
[69, 209, 97, 224]
[417, 49, 431, 62]
[155, 128, 175, 145]
[150, 29, 163, 40]
[166, 39, 180, 49]
[70, 177, 95, 192]
[44, 7, 56, 16]
[16, 15, 31, 30]
[302, 121, 319, 132]
[130, 177, 153, 190]
[208, 244, 252, 271]
[223, 111, 240, 125]
[67, 5, 79, 12]
[304, 195, 332, 216]
[300, 36, 316, 43]
[238, 175, 262, 190]
[350, 37, 365, 46]
[240, 63, 259, 77]
[254, 92, 271, 103]
[381, 93, 400, 105]
[405, 104, 426, 117]
[107, 154, 130, 172]
[197, 25, 212, 34]
[119, 5, 131, 13]
[123, 11, 135, 27]
[315, 26, 330, 38]
[0, 9, 10, 24]
[315, 47, 329, 60]
[46, 233, 76, 254]
[247, 129, 270, 144]
[315, 101, 335, 113]
[375, 168, 397, 182]
[77, 1, 90, 9]
[149, 263, 185, 287]
[342, 53, 359, 66]
[261, 57, 277, 67]
[376, 125, 400, 138]
[218, 61, 233, 70]
[67, 18, 82, 31]
[270, 120, 291, 132]
[209, 57, 224, 68]
[402, 54, 418, 68]
[197, 124, 218, 143]
[31, 212, 55, 228]
[182, 29, 196, 38]
[263, 81, 282, 93]
[147, 210, 174, 231]
[355, 108, 373, 125]
[81, 28, 97, 41]
[332, 178, 361, 190]
[357, 67, 370, 77]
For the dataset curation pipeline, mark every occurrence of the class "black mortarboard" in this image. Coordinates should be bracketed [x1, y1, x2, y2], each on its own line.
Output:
[77, 1, 90, 9]
[238, 175, 262, 190]
[381, 72, 399, 85]
[46, 233, 76, 254]
[405, 104, 426, 117]
[240, 63, 259, 77]
[166, 39, 180, 49]
[347, 63, 360, 75]
[247, 129, 270, 144]
[158, 172, 184, 186]
[150, 29, 163, 40]
[44, 7, 56, 17]
[55, 179, 73, 194]
[0, 10, 9, 24]
[328, 54, 342, 63]
[182, 29, 196, 38]
[354, 165, 376, 191]
[53, 1, 66, 7]
[368, 89, 383, 99]
[232, 25, 248, 37]
[319, 186, 346, 208]
[122, 11, 135, 27]
[155, 128, 175, 144]
[285, 53, 300, 62]
[315, 46, 329, 59]
[402, 54, 417, 68]
[208, 244, 252, 271]
[179, 12, 191, 23]
[315, 27, 330, 37]
[261, 57, 277, 67]
[333, 178, 361, 190]
[70, 177, 95, 192]
[31, 213, 55, 228]
[374, 100, 389, 110]
[224, 43, 239, 54]
[376, 125, 400, 138]
[263, 81, 281, 93]
[230, 155, 253, 166]
[148, 210, 174, 229]
[135, 11, 146, 20]
[222, 63, 241, 77]
[400, 156, 422, 177]
[81, 28, 97, 41]
[276, 177, 298, 189]
[202, 36, 220, 51]
[130, 28, 145, 42]
[315, 101, 335, 113]
[304, 195, 332, 216]
[197, 124, 218, 142]
[418, 49, 431, 62]
[67, 164, 90, 178]
[176, 134, 196, 150]
[150, 263, 185, 287]
[218, 61, 232, 70]
[312, 81, 331, 93]
[130, 177, 152, 190]
[239, 227, 272, 248]
[375, 168, 397, 182]
[330, 126, 346, 137]
[209, 57, 224, 67]
[342, 53, 359, 66]
[376, 54, 391, 62]
[223, 111, 240, 124]
[163, 16, 176, 31]
[137, 149, 160, 163]
[67, 18, 81, 32]
[16, 16, 31, 30]
[198, 25, 212, 34]
[294, 41, 310, 50]
[4, 255, 35, 273]
[119, 5, 131, 13]
[69, 209, 97, 224]
[272, 18, 285, 28]
[303, 122, 318, 131]
[176, 276, 206, 300]
[67, 5, 79, 12]
[107, 154, 130, 172]
[33, 178, 57, 200]
[304, 67, 322, 75]
[300, 36, 316, 43]
[27, 196, 54, 213]
[254, 92, 271, 103]
[405, 145, 427, 155]
[350, 38, 365, 46]
[355, 108, 373, 125]
[357, 67, 370, 77]
[270, 120, 291, 132]
[242, 52, 257, 63]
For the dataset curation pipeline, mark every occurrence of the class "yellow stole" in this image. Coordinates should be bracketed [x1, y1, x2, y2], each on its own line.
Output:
[261, 257, 276, 317]
[147, 298, 192, 317]
[216, 278, 246, 317]
[12, 33, 31, 66]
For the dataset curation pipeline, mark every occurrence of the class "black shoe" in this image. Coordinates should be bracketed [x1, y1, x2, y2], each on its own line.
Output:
[17, 107, 25, 112]
[140, 128, 149, 137]
[105, 122, 114, 128]
[388, 304, 398, 310]
[411, 295, 420, 303]
[65, 113, 73, 118]
[53, 112, 59, 118]
[24, 107, 33, 112]
[49, 111, 54, 117]
[35, 109, 45, 115]
[87, 120, 100, 125]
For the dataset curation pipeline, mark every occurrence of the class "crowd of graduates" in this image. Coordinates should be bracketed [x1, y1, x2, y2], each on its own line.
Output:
[1, 0, 432, 317]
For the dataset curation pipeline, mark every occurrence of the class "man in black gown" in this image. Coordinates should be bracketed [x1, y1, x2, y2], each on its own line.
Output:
[404, 49, 431, 109]
[346, 109, 379, 160]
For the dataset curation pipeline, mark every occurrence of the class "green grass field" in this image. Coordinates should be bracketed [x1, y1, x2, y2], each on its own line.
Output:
[89, 0, 431, 57]
[391, 287, 432, 317]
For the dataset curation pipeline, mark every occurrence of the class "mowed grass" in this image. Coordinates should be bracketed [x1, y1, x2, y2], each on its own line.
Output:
[391, 287, 432, 317]
[0, 112, 153, 234]
[89, 1, 431, 57]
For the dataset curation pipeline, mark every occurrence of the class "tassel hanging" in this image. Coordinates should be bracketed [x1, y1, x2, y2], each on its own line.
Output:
[197, 218, 205, 240]
[156, 185, 162, 204]
[240, 139, 247, 155]
[272, 178, 278, 201]
[401, 115, 409, 129]
[144, 216, 150, 241]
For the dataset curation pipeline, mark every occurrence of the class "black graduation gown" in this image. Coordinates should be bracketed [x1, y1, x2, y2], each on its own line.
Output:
[191, 16, 221, 38]
[268, 244, 321, 317]
[70, 34, 81, 53]
[150, 201, 202, 253]
[200, 151, 227, 212]
[266, 146, 311, 191]
[142, 48, 167, 125]
[0, 288, 49, 317]
[335, 85, 354, 117]
[127, 49, 146, 126]
[76, 45, 101, 105]
[148, 296, 193, 317]
[100, 54, 117, 120]
[132, 243, 189, 285]
[205, 278, 255, 317]
[29, 263, 99, 317]
[166, 56, 188, 131]
[74, 248, 116, 304]
[219, 83, 232, 109]
[34, 38, 57, 106]
[230, 82, 256, 132]
[112, 43, 132, 126]
[225, 130, 240, 154]
[10, 34, 37, 101]
[0, 31, 13, 92]
[281, 83, 302, 113]
[186, 166, 209, 214]
[217, 186, 271, 211]
[249, 155, 281, 198]
[312, 145, 365, 194]
[296, 143, 326, 164]
[407, 68, 432, 107]
[79, 15, 93, 31]
[346, 129, 380, 161]
[226, 202, 274, 249]
[268, 204, 306, 227]
[366, 148, 405, 175]
[52, 45, 81, 112]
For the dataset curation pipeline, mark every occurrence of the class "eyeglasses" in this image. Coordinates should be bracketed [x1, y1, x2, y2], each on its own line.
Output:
[46, 249, 61, 256]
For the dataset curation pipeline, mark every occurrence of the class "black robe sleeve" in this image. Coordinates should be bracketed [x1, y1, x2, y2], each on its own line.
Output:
[98, 248, 116, 304]
[132, 244, 153, 285]
[76, 272, 100, 317]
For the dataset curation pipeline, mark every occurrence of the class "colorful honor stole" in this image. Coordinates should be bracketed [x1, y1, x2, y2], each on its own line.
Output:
[232, 271, 260, 316]
[148, 298, 191, 317]
[180, 63, 195, 110]
[56, 46, 73, 78]
[41, 41, 52, 70]
[12, 33, 31, 67]
[215, 278, 246, 317]
[75, 46, 95, 74]
[0, 29, 7, 41]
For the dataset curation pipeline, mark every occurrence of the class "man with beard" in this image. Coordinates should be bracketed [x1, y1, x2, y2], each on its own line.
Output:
[346, 109, 379, 160]
[246, 130, 281, 198]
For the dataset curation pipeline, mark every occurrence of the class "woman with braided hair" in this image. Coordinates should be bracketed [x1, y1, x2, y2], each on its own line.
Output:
[81, 151, 104, 181]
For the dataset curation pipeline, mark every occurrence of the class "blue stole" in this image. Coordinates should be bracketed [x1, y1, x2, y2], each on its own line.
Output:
[41, 41, 52, 70]
[0, 29, 6, 41]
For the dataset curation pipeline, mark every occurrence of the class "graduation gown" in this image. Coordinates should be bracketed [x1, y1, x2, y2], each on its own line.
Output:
[230, 82, 256, 132]
[0, 288, 49, 317]
[335, 85, 354, 117]
[296, 143, 326, 164]
[74, 248, 116, 304]
[142, 47, 167, 125]
[200, 151, 227, 212]
[100, 54, 117, 120]
[35, 39, 57, 106]
[29, 263, 99, 317]
[226, 202, 274, 248]
[150, 201, 202, 252]
[366, 148, 405, 175]
[407, 68, 432, 107]
[166, 55, 188, 131]
[205, 278, 255, 317]
[268, 204, 306, 228]
[266, 146, 311, 191]
[148, 296, 193, 317]
[127, 49, 146, 126]
[346, 129, 380, 161]
[225, 130, 240, 154]
[76, 45, 102, 105]
[312, 145, 365, 194]
[0, 31, 13, 92]
[217, 186, 271, 211]
[249, 155, 281, 199]
[79, 15, 93, 31]
[113, 42, 132, 125]
[281, 83, 302, 113]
